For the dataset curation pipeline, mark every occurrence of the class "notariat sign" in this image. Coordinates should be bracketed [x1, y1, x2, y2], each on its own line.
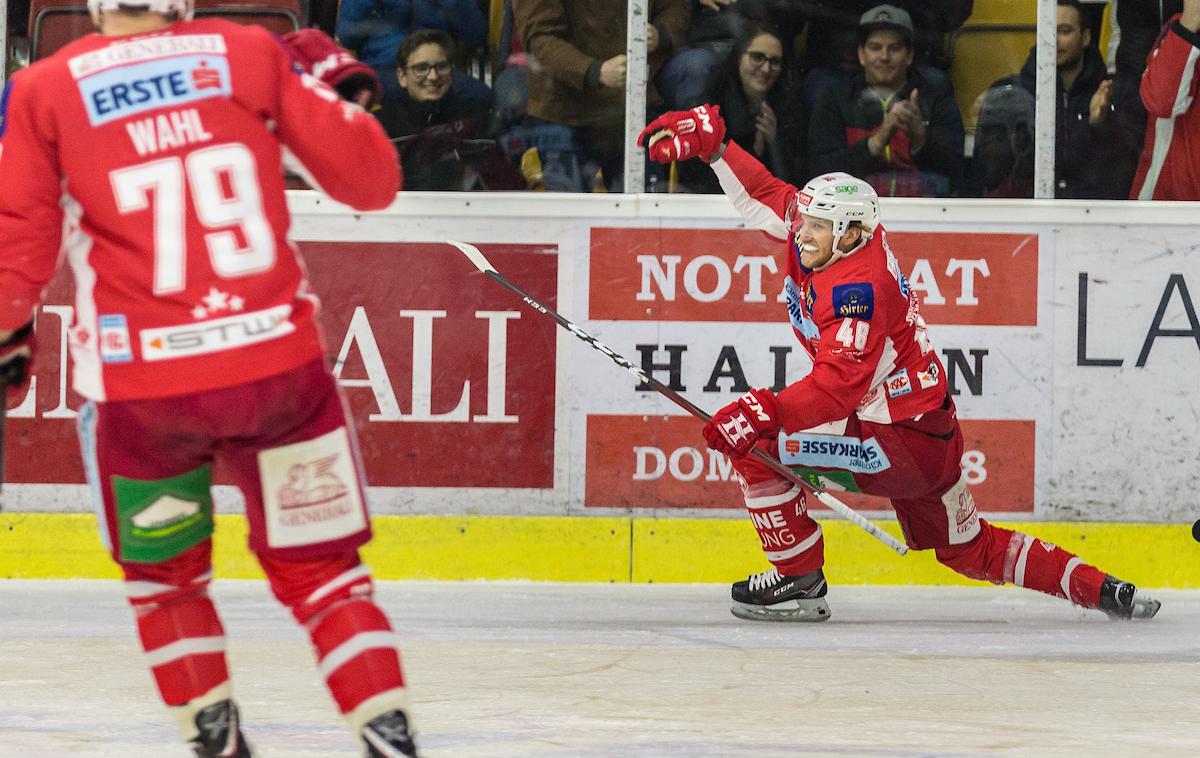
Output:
[590, 228, 1037, 326]
[586, 414, 1034, 512]
[5, 242, 558, 489]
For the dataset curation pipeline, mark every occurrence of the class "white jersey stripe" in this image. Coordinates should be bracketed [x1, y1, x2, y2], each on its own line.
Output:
[125, 570, 213, 601]
[1060, 557, 1084, 601]
[764, 524, 823, 562]
[145, 636, 227, 667]
[318, 631, 398, 679]
[744, 485, 802, 510]
[1138, 44, 1200, 199]
[710, 156, 789, 240]
[304, 564, 373, 607]
[1013, 535, 1035, 587]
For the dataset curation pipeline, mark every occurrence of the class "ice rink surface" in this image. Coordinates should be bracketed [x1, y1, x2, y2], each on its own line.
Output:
[1, 580, 1197, 758]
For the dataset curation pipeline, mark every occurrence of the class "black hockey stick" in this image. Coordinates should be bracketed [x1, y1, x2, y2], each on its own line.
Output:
[449, 241, 908, 555]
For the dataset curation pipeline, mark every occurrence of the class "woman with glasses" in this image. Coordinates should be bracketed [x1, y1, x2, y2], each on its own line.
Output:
[676, 22, 806, 193]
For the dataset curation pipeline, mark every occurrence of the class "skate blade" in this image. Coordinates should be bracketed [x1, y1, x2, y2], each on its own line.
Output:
[730, 597, 831, 622]
[1130, 595, 1162, 620]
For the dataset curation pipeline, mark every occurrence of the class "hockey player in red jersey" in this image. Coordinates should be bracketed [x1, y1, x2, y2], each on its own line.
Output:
[1130, 0, 1200, 199]
[639, 105, 1161, 623]
[0, 3, 418, 757]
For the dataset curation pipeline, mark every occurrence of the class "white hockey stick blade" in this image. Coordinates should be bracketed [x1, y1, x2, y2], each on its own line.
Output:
[448, 240, 497, 274]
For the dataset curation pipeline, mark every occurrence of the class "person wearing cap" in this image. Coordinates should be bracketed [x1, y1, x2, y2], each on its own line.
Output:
[634, 102, 1162, 625]
[807, 4, 964, 197]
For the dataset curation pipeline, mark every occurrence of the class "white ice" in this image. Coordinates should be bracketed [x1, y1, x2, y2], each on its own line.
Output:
[1, 581, 1197, 757]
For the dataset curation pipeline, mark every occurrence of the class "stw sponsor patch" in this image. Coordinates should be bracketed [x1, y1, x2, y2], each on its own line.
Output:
[832, 282, 874, 319]
[78, 55, 232, 126]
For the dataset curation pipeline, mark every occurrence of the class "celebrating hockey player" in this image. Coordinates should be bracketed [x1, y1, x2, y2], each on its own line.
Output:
[0, 4, 418, 757]
[638, 105, 1161, 623]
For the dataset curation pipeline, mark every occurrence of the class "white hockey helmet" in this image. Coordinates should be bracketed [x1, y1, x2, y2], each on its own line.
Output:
[787, 172, 880, 243]
[88, 0, 195, 24]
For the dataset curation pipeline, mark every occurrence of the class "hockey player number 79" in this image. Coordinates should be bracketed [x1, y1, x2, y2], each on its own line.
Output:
[110, 143, 276, 295]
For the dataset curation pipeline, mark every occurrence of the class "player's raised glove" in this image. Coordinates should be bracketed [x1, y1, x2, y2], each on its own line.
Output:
[703, 387, 781, 459]
[282, 29, 382, 108]
[637, 104, 726, 163]
[0, 321, 35, 396]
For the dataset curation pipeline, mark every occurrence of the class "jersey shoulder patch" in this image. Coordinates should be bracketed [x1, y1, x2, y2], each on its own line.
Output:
[831, 281, 875, 320]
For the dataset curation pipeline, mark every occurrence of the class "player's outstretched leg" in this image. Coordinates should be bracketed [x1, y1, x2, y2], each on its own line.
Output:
[122, 542, 255, 755]
[259, 552, 420, 757]
[730, 460, 830, 621]
[935, 519, 1161, 620]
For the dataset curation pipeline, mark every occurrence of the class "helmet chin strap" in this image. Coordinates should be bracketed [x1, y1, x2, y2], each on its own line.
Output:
[813, 232, 869, 272]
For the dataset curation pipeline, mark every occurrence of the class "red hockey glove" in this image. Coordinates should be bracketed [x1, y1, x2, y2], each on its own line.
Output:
[282, 29, 383, 108]
[0, 321, 35, 398]
[637, 104, 726, 163]
[703, 388, 781, 459]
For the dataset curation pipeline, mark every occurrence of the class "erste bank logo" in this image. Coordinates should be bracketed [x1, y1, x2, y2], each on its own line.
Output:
[78, 55, 232, 126]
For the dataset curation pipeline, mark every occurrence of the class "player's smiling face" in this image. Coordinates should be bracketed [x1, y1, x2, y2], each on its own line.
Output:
[399, 43, 452, 102]
[795, 213, 836, 269]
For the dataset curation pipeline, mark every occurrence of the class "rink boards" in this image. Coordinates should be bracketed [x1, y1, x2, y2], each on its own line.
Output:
[0, 194, 1197, 583]
[2, 513, 1197, 587]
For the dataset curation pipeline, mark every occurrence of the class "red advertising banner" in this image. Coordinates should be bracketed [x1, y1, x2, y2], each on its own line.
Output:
[590, 228, 1038, 326]
[584, 415, 1034, 513]
[4, 243, 558, 489]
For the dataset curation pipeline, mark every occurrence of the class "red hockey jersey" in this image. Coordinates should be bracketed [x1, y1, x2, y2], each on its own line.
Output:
[710, 141, 947, 430]
[1130, 16, 1200, 200]
[0, 19, 400, 401]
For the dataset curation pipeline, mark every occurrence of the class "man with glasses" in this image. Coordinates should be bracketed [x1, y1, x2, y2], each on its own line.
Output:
[807, 4, 964, 197]
[375, 29, 508, 190]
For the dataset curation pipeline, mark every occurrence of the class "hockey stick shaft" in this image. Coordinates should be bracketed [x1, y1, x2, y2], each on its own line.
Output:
[449, 241, 908, 556]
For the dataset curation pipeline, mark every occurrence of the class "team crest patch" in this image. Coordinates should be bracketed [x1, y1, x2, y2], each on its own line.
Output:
[832, 282, 875, 319]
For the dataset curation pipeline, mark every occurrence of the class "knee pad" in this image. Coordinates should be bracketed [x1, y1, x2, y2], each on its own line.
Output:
[122, 540, 214, 613]
[258, 550, 375, 626]
[935, 520, 1014, 585]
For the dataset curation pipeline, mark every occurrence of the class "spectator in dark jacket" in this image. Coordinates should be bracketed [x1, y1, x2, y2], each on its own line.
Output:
[677, 21, 806, 191]
[336, 0, 488, 84]
[375, 30, 520, 190]
[807, 5, 964, 197]
[1005, 0, 1124, 198]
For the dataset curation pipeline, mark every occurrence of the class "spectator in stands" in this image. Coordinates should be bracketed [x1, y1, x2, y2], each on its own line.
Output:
[1130, 0, 1200, 199]
[794, 0, 973, 110]
[375, 30, 523, 191]
[807, 5, 964, 197]
[676, 21, 806, 191]
[656, 0, 749, 110]
[514, 0, 690, 191]
[1111, 0, 1183, 198]
[1000, 0, 1123, 198]
[968, 82, 1035, 198]
[336, 0, 487, 92]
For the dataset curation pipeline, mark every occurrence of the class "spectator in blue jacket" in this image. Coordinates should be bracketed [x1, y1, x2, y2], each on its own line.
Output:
[336, 0, 488, 86]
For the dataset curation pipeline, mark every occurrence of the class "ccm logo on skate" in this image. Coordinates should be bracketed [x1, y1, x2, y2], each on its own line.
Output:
[140, 305, 294, 361]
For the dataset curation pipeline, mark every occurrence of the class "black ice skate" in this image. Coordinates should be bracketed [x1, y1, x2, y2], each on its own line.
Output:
[1098, 575, 1161, 620]
[189, 699, 254, 758]
[731, 567, 831, 622]
[362, 708, 420, 758]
